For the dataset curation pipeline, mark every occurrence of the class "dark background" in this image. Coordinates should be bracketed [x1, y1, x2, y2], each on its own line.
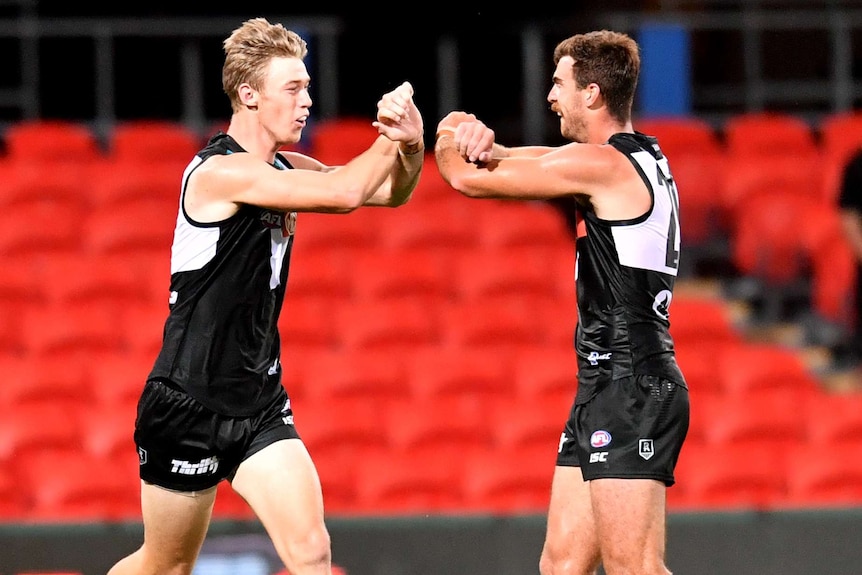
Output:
[0, 1, 662, 140]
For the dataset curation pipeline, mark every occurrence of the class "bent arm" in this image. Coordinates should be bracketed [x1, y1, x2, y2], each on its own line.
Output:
[363, 140, 425, 207]
[194, 135, 402, 215]
[435, 135, 616, 201]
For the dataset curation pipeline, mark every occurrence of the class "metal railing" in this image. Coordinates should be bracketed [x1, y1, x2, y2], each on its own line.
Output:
[3, 4, 862, 143]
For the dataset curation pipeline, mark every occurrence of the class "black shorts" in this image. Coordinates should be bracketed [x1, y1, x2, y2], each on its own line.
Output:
[134, 379, 300, 492]
[556, 374, 689, 486]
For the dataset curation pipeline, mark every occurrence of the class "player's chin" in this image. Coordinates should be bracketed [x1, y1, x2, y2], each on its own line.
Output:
[281, 128, 303, 146]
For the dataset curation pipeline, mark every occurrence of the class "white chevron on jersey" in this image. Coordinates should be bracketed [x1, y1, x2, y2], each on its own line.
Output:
[611, 150, 680, 277]
[170, 156, 219, 275]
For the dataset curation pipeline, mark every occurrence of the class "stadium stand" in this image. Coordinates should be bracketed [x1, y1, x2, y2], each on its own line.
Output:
[1, 110, 861, 522]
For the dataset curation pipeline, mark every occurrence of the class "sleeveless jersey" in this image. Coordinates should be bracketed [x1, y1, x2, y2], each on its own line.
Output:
[573, 132, 686, 404]
[149, 133, 297, 417]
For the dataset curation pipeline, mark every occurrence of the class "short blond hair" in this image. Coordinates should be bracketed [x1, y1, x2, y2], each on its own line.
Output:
[222, 17, 308, 112]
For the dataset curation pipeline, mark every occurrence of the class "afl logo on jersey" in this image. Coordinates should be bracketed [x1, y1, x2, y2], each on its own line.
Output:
[652, 289, 672, 320]
[260, 210, 297, 236]
[590, 430, 612, 448]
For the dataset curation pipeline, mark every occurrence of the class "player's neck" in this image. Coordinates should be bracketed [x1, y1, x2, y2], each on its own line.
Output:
[588, 117, 632, 144]
[225, 113, 280, 164]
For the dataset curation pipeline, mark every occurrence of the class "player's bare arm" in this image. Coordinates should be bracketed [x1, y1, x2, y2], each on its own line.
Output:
[186, 134, 400, 221]
[366, 80, 425, 207]
[436, 111, 552, 163]
[436, 130, 647, 218]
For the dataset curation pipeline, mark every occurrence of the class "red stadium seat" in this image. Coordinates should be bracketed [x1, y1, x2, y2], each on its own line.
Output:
[335, 298, 443, 352]
[90, 159, 185, 208]
[350, 247, 456, 304]
[461, 446, 555, 513]
[278, 297, 342, 356]
[511, 346, 578, 406]
[0, 162, 94, 209]
[720, 154, 823, 226]
[669, 151, 728, 246]
[310, 447, 360, 515]
[673, 442, 787, 510]
[108, 119, 203, 164]
[88, 351, 151, 409]
[473, 199, 572, 250]
[294, 210, 379, 252]
[118, 301, 169, 359]
[489, 397, 567, 454]
[81, 401, 138, 461]
[212, 482, 255, 520]
[0, 255, 45, 310]
[730, 190, 831, 286]
[36, 253, 152, 314]
[0, 314, 25, 356]
[442, 297, 543, 350]
[0, 466, 29, 519]
[723, 112, 818, 158]
[0, 200, 86, 256]
[308, 116, 378, 166]
[406, 153, 456, 205]
[673, 343, 728, 403]
[453, 247, 562, 302]
[284, 247, 354, 302]
[293, 400, 391, 465]
[291, 348, 412, 409]
[0, 404, 84, 464]
[375, 200, 478, 250]
[83, 198, 177, 256]
[0, 354, 93, 412]
[803, 391, 862, 447]
[669, 295, 744, 349]
[715, 342, 822, 399]
[784, 444, 862, 508]
[385, 396, 495, 462]
[406, 347, 514, 407]
[22, 450, 141, 521]
[819, 111, 862, 166]
[635, 116, 723, 159]
[700, 392, 807, 453]
[810, 231, 857, 328]
[21, 303, 123, 358]
[354, 451, 465, 515]
[3, 119, 103, 164]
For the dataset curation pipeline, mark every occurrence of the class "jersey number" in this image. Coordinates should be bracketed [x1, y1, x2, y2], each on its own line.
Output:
[656, 166, 680, 270]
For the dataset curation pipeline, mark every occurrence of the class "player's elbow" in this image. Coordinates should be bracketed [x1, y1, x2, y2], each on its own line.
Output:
[327, 187, 367, 212]
[448, 174, 489, 199]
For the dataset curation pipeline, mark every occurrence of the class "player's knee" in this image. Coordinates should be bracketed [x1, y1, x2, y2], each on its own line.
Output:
[538, 550, 554, 575]
[278, 524, 332, 571]
[539, 546, 599, 575]
[601, 553, 670, 575]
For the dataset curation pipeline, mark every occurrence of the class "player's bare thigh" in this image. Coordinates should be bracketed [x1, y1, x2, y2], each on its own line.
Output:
[591, 477, 669, 574]
[541, 465, 601, 575]
[231, 438, 330, 567]
[139, 480, 216, 568]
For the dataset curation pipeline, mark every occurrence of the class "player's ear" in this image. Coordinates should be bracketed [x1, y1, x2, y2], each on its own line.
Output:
[584, 82, 602, 108]
[238, 83, 259, 109]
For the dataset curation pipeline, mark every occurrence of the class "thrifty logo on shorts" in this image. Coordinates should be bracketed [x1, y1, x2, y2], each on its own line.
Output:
[171, 456, 220, 475]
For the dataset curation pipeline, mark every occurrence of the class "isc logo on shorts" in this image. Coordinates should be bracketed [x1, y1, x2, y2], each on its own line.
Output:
[589, 452, 608, 463]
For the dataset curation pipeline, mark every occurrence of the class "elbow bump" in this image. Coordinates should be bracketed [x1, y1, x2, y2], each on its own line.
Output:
[451, 179, 482, 198]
